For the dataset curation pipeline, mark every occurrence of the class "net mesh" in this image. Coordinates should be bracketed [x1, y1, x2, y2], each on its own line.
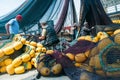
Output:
[51, 50, 75, 68]
[94, 25, 120, 36]
[99, 43, 120, 72]
[63, 40, 96, 54]
[50, 50, 106, 80]
[36, 33, 120, 79]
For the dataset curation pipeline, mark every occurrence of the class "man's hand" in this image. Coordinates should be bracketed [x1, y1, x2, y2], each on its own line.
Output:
[91, 27, 94, 29]
[39, 36, 45, 40]
[39, 37, 43, 40]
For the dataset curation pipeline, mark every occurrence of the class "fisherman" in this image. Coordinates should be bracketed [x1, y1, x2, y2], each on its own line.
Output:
[38, 21, 59, 49]
[5, 14, 22, 34]
[80, 22, 94, 36]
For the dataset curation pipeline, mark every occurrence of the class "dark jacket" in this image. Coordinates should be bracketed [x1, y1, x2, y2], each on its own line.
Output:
[80, 26, 91, 36]
[44, 26, 59, 46]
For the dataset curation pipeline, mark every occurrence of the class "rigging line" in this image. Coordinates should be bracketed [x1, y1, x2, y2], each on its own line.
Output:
[27, 0, 53, 25]
[0, 0, 36, 29]
[0, 0, 29, 19]
[20, 0, 38, 25]
[11, 0, 36, 17]
[27, 1, 55, 31]
[0, 0, 35, 21]
[50, 7, 62, 25]
[40, 0, 57, 21]
[64, 0, 73, 26]
[20, 0, 37, 16]
[63, 11, 70, 27]
[49, 0, 63, 20]
[72, 0, 79, 24]
[49, 0, 62, 20]
[55, 0, 69, 33]
[55, 0, 67, 29]
[70, 0, 74, 25]
[52, 0, 65, 22]
[65, 4, 72, 26]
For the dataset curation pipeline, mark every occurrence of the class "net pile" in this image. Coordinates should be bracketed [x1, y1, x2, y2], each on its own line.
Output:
[51, 50, 75, 68]
[63, 40, 96, 54]
[99, 43, 120, 77]
[88, 33, 120, 78]
[94, 24, 120, 36]
[36, 36, 120, 79]
[51, 50, 103, 80]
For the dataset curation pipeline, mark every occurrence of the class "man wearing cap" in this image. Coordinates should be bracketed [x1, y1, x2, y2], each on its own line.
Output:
[39, 21, 59, 49]
[5, 14, 22, 34]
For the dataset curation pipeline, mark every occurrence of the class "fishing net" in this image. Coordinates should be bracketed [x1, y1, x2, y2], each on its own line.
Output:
[63, 40, 96, 54]
[51, 50, 105, 80]
[97, 37, 113, 51]
[93, 24, 120, 36]
[99, 43, 120, 77]
[0, 34, 20, 62]
[36, 52, 67, 78]
[51, 50, 75, 68]
[86, 34, 120, 79]
[0, 34, 15, 48]
[36, 49, 111, 80]
[36, 37, 120, 80]
[114, 33, 120, 44]
[88, 36, 114, 59]
[89, 46, 99, 57]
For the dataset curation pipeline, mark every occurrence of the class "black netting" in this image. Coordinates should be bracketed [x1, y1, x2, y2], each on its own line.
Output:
[97, 37, 113, 51]
[112, 33, 120, 45]
[93, 24, 120, 36]
[35, 32, 120, 79]
[106, 48, 120, 64]
[63, 40, 96, 54]
[51, 50, 75, 68]
[50, 51, 106, 80]
[99, 43, 120, 71]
